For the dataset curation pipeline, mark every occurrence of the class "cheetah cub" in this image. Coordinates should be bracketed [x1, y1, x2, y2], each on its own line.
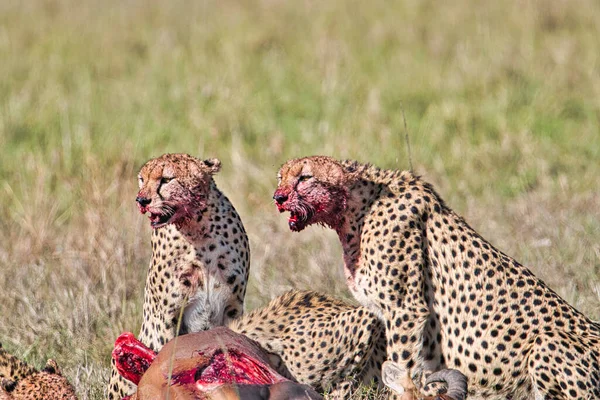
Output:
[274, 156, 600, 400]
[0, 344, 76, 400]
[107, 154, 250, 399]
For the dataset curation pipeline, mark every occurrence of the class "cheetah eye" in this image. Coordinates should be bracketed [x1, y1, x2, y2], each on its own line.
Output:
[298, 175, 312, 182]
[138, 176, 144, 187]
[161, 177, 174, 184]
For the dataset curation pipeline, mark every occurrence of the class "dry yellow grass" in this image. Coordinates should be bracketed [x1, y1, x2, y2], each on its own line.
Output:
[0, 0, 599, 398]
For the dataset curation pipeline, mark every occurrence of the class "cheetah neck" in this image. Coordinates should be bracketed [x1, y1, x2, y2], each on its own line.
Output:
[336, 173, 399, 283]
[335, 166, 439, 293]
[174, 181, 218, 241]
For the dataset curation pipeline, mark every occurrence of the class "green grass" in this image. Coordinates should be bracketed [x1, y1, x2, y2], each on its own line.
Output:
[1, 0, 599, 398]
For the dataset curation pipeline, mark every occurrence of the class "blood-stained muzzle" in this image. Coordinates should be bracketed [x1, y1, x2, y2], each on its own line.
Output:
[273, 188, 290, 212]
[136, 189, 152, 212]
[135, 196, 151, 214]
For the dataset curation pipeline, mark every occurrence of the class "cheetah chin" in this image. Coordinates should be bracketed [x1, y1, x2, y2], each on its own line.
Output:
[287, 211, 310, 231]
[137, 203, 177, 228]
[277, 205, 314, 232]
[147, 209, 175, 228]
[138, 204, 177, 228]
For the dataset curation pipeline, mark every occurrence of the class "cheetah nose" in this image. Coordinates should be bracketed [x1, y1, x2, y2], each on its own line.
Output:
[273, 193, 288, 205]
[136, 196, 151, 207]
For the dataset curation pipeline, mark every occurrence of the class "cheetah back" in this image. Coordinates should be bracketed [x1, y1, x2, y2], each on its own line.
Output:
[229, 290, 387, 398]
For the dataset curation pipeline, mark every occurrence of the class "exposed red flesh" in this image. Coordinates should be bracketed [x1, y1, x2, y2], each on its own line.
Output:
[164, 348, 283, 395]
[194, 349, 282, 386]
[112, 332, 157, 385]
[115, 328, 305, 399]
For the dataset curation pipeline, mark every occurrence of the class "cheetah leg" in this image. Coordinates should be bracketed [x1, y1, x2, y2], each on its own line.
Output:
[382, 305, 429, 400]
[107, 359, 136, 400]
[326, 381, 355, 399]
[531, 383, 545, 400]
[107, 308, 175, 399]
[366, 223, 430, 398]
[382, 361, 417, 399]
[222, 294, 244, 326]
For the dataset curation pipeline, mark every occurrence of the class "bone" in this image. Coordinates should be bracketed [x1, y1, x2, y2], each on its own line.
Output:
[382, 361, 468, 400]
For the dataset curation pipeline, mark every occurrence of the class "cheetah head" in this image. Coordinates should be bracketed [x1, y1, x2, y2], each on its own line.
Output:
[273, 156, 357, 232]
[136, 153, 221, 229]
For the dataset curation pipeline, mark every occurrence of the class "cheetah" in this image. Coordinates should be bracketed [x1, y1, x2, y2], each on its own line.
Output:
[107, 153, 250, 399]
[228, 289, 387, 398]
[0, 344, 76, 400]
[274, 156, 600, 399]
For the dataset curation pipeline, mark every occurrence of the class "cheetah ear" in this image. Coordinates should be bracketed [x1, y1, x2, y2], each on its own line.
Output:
[381, 361, 407, 395]
[42, 359, 61, 375]
[344, 163, 362, 185]
[202, 158, 221, 174]
[1, 377, 16, 392]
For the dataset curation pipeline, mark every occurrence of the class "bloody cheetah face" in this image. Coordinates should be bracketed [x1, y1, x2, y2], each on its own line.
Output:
[136, 154, 221, 229]
[274, 156, 354, 232]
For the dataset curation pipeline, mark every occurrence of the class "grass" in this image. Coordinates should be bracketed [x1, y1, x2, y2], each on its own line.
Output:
[0, 0, 599, 398]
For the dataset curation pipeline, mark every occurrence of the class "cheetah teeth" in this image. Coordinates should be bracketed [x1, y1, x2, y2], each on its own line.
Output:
[149, 210, 174, 227]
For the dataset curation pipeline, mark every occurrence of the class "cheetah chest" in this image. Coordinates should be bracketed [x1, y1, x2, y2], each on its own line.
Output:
[178, 250, 237, 332]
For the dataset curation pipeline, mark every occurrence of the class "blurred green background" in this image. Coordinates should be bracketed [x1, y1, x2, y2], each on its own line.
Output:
[1, 0, 598, 398]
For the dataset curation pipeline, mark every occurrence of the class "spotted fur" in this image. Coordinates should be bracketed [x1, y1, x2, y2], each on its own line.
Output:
[229, 290, 387, 398]
[274, 156, 600, 400]
[107, 154, 250, 399]
[0, 345, 76, 400]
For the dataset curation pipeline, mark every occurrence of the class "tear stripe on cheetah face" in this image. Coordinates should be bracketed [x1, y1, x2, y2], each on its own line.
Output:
[228, 290, 388, 399]
[275, 156, 600, 400]
[107, 153, 250, 400]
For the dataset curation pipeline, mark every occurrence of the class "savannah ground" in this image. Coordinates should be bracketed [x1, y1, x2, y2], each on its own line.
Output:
[1, 0, 599, 398]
